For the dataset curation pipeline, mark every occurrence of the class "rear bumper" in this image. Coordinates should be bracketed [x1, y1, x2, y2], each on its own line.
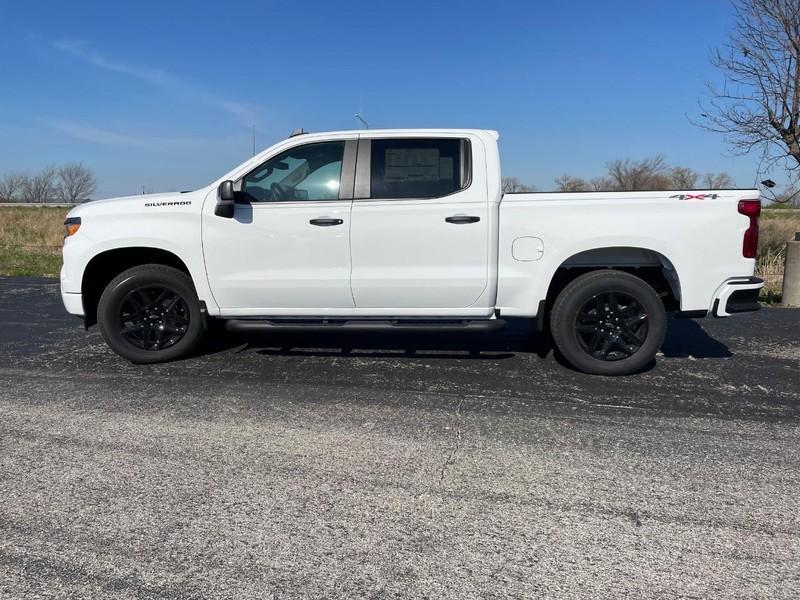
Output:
[712, 277, 763, 317]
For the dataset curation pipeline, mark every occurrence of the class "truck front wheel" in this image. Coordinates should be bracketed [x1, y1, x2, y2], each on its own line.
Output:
[97, 264, 206, 364]
[549, 270, 666, 376]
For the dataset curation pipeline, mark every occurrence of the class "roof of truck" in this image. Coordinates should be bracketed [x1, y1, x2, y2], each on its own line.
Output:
[287, 128, 500, 140]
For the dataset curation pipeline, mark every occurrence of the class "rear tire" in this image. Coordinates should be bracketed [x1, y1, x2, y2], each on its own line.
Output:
[550, 270, 666, 375]
[97, 264, 205, 364]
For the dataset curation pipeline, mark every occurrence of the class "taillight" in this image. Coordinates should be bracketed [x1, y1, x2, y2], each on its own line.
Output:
[738, 200, 760, 258]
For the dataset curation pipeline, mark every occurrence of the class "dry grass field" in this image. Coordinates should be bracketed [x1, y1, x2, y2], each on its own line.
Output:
[758, 209, 800, 300]
[0, 205, 798, 300]
[0, 206, 70, 277]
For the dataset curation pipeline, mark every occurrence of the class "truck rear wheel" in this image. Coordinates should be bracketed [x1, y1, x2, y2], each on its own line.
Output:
[549, 270, 666, 375]
[97, 264, 205, 364]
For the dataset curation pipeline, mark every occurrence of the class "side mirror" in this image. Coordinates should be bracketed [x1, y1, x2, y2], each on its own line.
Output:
[215, 180, 235, 218]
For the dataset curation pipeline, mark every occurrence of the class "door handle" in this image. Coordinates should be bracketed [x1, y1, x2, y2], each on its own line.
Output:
[309, 218, 344, 227]
[445, 215, 480, 224]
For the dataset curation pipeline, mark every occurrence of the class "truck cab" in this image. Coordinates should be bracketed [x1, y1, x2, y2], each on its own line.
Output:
[205, 130, 497, 317]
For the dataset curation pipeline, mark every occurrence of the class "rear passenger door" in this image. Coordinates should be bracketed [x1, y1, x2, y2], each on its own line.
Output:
[349, 136, 489, 309]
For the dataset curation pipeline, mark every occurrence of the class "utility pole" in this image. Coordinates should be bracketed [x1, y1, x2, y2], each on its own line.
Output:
[783, 232, 800, 307]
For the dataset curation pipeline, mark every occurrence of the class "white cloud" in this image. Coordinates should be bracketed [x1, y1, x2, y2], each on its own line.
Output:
[44, 119, 243, 149]
[52, 40, 259, 126]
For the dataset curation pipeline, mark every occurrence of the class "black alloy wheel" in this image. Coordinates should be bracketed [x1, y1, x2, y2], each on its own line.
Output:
[574, 291, 649, 361]
[118, 285, 190, 351]
[549, 269, 666, 375]
[97, 264, 205, 364]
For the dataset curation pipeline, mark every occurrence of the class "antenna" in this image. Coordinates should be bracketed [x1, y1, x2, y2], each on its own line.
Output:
[252, 125, 256, 157]
[354, 113, 369, 129]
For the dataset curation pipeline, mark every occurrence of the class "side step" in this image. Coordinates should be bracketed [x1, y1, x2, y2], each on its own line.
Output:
[225, 318, 507, 334]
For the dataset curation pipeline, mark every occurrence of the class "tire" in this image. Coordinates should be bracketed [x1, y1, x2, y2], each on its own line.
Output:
[97, 264, 206, 364]
[549, 270, 666, 376]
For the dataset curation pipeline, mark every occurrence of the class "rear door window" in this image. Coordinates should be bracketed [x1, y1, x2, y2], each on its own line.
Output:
[369, 138, 469, 199]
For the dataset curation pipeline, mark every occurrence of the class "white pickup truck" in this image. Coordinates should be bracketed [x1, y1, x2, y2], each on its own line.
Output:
[60, 129, 763, 375]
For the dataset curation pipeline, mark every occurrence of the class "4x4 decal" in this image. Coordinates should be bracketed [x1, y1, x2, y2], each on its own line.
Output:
[669, 193, 720, 200]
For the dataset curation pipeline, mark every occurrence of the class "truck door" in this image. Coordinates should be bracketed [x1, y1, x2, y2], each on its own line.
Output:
[349, 136, 489, 309]
[203, 139, 357, 313]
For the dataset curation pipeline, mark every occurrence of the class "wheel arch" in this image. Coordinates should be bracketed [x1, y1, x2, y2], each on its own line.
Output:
[545, 246, 682, 312]
[81, 247, 192, 327]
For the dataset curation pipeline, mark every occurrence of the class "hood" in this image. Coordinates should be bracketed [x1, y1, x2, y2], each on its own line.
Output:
[66, 190, 206, 219]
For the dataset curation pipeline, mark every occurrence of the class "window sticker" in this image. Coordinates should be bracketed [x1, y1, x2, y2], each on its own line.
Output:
[385, 148, 441, 182]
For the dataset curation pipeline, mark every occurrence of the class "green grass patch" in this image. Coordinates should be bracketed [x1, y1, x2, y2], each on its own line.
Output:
[0, 246, 62, 277]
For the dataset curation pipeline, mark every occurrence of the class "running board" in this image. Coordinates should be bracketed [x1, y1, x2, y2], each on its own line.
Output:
[225, 318, 507, 334]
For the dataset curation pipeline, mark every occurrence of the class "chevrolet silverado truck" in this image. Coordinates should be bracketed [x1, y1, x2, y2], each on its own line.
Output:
[60, 129, 764, 375]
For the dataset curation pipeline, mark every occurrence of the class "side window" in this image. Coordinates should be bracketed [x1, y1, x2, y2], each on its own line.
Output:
[241, 141, 344, 202]
[369, 138, 468, 199]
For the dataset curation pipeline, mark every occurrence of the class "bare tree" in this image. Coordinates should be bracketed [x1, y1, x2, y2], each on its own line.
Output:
[0, 173, 27, 202]
[22, 166, 57, 203]
[779, 185, 800, 208]
[57, 163, 96, 203]
[780, 181, 800, 206]
[606, 155, 670, 190]
[502, 177, 536, 193]
[702, 172, 736, 188]
[668, 166, 700, 188]
[554, 175, 590, 192]
[698, 0, 800, 195]
[589, 177, 613, 191]
[766, 171, 800, 204]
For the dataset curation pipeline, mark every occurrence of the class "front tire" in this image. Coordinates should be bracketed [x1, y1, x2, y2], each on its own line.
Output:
[550, 270, 666, 376]
[97, 264, 205, 364]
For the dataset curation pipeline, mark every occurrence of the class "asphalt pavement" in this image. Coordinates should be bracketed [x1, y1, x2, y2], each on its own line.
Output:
[1, 277, 798, 599]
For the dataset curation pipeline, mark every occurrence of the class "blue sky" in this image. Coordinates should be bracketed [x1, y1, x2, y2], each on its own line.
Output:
[0, 0, 770, 198]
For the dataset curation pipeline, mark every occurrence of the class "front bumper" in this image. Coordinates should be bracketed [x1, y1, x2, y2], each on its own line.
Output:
[712, 276, 763, 317]
[61, 290, 84, 317]
[60, 265, 84, 316]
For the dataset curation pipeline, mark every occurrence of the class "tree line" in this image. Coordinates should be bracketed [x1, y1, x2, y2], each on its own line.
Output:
[502, 155, 736, 194]
[554, 155, 734, 192]
[0, 164, 96, 204]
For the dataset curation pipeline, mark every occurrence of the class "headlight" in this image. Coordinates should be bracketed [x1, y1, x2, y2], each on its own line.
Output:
[64, 217, 81, 239]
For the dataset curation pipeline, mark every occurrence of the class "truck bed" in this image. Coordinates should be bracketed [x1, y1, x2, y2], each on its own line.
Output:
[495, 189, 759, 315]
